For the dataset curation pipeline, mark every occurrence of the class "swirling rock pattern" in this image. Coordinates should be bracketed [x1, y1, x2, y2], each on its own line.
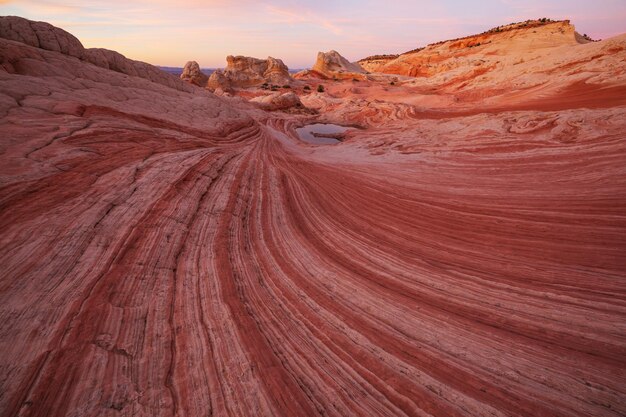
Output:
[1, 19, 626, 417]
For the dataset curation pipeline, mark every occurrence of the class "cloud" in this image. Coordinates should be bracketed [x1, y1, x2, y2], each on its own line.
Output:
[3, 0, 82, 14]
[265, 5, 347, 35]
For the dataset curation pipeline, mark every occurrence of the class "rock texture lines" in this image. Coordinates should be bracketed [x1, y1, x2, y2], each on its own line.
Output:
[1, 17, 626, 417]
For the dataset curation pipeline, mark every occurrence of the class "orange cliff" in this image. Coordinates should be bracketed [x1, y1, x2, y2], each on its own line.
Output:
[356, 19, 626, 111]
[359, 20, 586, 75]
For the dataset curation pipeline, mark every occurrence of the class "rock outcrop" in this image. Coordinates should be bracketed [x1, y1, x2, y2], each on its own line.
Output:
[311, 50, 366, 79]
[249, 91, 303, 111]
[357, 54, 399, 73]
[358, 19, 625, 103]
[359, 20, 587, 79]
[0, 15, 190, 91]
[180, 60, 208, 87]
[0, 14, 84, 57]
[206, 69, 232, 92]
[206, 55, 292, 90]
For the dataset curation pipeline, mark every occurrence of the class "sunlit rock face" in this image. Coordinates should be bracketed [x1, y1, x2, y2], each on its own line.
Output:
[203, 55, 291, 91]
[206, 68, 232, 91]
[180, 60, 208, 87]
[207, 55, 292, 90]
[310, 49, 367, 80]
[359, 20, 590, 80]
[1, 16, 626, 417]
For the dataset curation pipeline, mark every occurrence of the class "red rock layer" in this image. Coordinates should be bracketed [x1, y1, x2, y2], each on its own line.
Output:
[1, 19, 626, 417]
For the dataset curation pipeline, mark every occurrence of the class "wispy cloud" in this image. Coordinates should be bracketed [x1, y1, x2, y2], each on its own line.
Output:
[266, 5, 346, 35]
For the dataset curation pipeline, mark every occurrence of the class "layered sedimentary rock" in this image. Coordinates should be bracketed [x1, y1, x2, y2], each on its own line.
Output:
[359, 20, 589, 79]
[1, 17, 626, 417]
[357, 54, 399, 73]
[354, 19, 626, 113]
[180, 60, 208, 87]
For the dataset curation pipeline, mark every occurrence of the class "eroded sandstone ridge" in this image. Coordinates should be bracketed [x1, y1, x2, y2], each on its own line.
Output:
[1, 16, 626, 417]
[0, 15, 191, 91]
[359, 20, 591, 77]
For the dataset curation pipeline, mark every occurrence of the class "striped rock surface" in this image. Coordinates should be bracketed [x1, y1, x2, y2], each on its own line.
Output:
[1, 18, 626, 417]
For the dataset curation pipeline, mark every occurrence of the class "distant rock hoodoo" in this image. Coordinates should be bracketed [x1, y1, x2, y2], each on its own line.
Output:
[180, 61, 208, 87]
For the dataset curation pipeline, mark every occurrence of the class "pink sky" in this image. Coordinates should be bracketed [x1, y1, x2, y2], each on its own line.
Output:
[2, 0, 625, 68]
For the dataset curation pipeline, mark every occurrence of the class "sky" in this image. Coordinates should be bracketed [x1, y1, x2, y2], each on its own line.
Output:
[1, 0, 625, 68]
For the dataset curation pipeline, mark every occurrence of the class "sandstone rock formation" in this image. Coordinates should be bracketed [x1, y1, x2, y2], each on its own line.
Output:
[0, 15, 190, 92]
[249, 91, 303, 111]
[359, 20, 586, 78]
[357, 54, 399, 73]
[0, 14, 84, 56]
[207, 69, 232, 91]
[1, 16, 626, 417]
[313, 50, 365, 74]
[308, 50, 367, 80]
[206, 55, 292, 90]
[353, 19, 626, 110]
[180, 60, 208, 87]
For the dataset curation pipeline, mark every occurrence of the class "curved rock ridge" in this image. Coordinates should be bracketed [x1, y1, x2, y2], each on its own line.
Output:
[359, 20, 587, 75]
[0, 14, 84, 56]
[0, 15, 190, 91]
[1, 16, 626, 417]
[359, 20, 589, 78]
[359, 20, 582, 73]
[180, 60, 209, 87]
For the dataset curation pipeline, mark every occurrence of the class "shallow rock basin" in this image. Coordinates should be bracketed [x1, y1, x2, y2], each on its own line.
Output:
[295, 123, 351, 144]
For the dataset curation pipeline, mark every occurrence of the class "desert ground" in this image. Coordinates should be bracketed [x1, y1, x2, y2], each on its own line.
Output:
[1, 15, 625, 417]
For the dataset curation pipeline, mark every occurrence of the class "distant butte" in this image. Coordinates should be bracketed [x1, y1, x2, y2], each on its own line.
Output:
[1, 14, 626, 417]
